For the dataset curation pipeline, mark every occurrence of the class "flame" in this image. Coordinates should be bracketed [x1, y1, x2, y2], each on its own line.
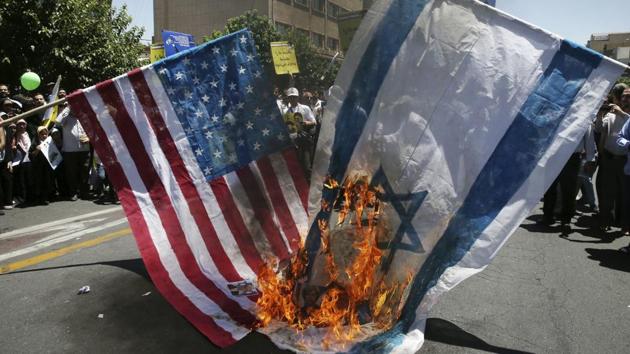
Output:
[256, 174, 411, 345]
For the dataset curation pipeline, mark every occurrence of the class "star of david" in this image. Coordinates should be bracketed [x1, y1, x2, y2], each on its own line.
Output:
[370, 166, 428, 271]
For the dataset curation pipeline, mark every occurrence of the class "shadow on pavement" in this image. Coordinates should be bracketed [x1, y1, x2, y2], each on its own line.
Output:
[584, 248, 630, 273]
[1, 258, 150, 280]
[425, 318, 533, 354]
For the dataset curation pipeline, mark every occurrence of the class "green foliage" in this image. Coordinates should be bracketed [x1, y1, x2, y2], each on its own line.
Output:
[0, 0, 144, 91]
[207, 10, 340, 93]
[617, 75, 630, 88]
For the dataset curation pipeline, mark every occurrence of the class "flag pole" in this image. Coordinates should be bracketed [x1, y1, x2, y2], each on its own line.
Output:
[0, 97, 68, 127]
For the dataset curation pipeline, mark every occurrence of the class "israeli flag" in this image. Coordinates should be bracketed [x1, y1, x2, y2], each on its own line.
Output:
[300, 0, 626, 352]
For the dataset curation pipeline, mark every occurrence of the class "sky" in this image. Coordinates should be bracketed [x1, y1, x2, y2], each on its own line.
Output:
[112, 0, 630, 45]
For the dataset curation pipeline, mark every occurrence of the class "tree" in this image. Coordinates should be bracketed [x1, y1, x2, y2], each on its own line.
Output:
[206, 10, 340, 93]
[0, 0, 144, 92]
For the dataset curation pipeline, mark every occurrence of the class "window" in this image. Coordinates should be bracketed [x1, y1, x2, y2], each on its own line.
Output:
[277, 0, 292, 4]
[296, 28, 310, 40]
[327, 2, 339, 19]
[294, 0, 309, 9]
[312, 32, 325, 48]
[312, 0, 325, 14]
[276, 22, 292, 35]
[327, 37, 339, 51]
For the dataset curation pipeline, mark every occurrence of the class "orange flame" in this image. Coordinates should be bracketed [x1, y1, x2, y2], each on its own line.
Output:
[256, 174, 410, 345]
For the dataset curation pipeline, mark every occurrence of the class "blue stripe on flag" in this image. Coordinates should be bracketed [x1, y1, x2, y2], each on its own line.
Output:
[350, 40, 603, 353]
[304, 0, 432, 275]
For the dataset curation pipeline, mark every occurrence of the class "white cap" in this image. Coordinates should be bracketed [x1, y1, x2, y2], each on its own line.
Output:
[286, 87, 299, 97]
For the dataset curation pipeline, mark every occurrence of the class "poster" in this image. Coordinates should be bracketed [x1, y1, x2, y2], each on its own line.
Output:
[270, 41, 300, 75]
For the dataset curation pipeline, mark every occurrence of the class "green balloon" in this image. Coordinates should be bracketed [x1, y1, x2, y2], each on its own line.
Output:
[20, 72, 41, 91]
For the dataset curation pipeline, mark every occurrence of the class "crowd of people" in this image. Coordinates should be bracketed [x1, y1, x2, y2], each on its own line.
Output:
[0, 83, 117, 216]
[541, 83, 630, 253]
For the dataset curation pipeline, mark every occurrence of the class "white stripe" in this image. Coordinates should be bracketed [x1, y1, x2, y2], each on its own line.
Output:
[249, 162, 292, 253]
[223, 171, 276, 259]
[82, 87, 249, 340]
[142, 68, 259, 282]
[112, 74, 256, 310]
[269, 152, 309, 237]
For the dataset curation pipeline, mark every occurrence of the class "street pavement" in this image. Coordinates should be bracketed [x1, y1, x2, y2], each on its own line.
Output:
[0, 200, 628, 353]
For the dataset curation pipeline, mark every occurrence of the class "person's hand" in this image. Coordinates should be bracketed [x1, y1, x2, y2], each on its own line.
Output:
[7, 162, 12, 172]
[79, 134, 89, 144]
[609, 104, 625, 115]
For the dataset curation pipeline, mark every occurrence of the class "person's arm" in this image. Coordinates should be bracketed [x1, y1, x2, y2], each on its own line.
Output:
[56, 107, 69, 126]
[616, 118, 630, 151]
[302, 106, 316, 126]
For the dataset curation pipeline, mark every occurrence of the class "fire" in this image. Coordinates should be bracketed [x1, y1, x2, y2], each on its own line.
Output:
[256, 174, 412, 345]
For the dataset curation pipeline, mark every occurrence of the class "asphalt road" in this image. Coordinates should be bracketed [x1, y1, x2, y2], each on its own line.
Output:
[0, 200, 628, 353]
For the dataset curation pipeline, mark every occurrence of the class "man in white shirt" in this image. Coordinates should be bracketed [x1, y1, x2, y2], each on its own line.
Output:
[594, 84, 630, 231]
[282, 87, 316, 178]
[281, 87, 316, 125]
[57, 106, 90, 200]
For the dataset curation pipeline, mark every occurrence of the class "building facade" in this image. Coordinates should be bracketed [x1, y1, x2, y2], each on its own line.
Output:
[153, 0, 364, 54]
[587, 32, 630, 65]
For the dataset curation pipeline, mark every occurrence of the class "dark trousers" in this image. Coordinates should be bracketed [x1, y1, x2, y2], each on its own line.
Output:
[598, 152, 627, 227]
[12, 161, 33, 203]
[543, 153, 581, 224]
[0, 160, 12, 206]
[31, 154, 54, 202]
[63, 151, 90, 198]
[623, 174, 630, 230]
[54, 160, 69, 199]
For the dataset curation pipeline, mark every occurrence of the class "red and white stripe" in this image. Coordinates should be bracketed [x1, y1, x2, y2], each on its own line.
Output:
[68, 66, 309, 347]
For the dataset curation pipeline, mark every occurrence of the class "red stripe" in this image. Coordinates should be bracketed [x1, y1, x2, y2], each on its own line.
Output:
[210, 176, 266, 274]
[126, 69, 262, 279]
[256, 156, 301, 252]
[67, 91, 239, 347]
[236, 165, 290, 261]
[94, 79, 255, 326]
[281, 148, 308, 211]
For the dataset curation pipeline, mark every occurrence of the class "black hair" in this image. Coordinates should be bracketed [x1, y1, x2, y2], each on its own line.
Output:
[611, 83, 628, 102]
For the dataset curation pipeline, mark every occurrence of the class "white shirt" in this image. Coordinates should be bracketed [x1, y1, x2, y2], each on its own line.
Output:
[281, 102, 316, 124]
[596, 111, 629, 156]
[575, 124, 596, 162]
[57, 107, 89, 152]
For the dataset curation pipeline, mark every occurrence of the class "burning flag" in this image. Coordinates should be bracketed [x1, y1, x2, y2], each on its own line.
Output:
[258, 0, 627, 352]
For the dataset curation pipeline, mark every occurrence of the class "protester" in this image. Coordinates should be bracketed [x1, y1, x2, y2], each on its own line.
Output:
[12, 119, 32, 205]
[282, 87, 316, 177]
[29, 126, 54, 205]
[1, 98, 16, 118]
[56, 106, 91, 201]
[50, 127, 68, 199]
[0, 83, 23, 110]
[0, 113, 9, 215]
[542, 125, 597, 233]
[615, 110, 630, 245]
[594, 84, 630, 232]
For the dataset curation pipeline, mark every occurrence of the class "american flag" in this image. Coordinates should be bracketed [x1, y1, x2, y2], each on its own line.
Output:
[67, 30, 309, 346]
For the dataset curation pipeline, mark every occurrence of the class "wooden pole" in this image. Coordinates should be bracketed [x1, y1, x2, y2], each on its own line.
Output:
[0, 97, 68, 127]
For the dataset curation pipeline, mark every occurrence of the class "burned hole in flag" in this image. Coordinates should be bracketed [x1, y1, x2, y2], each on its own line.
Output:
[256, 173, 416, 347]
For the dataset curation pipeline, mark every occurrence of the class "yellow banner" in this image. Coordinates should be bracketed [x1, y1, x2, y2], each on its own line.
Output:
[150, 45, 165, 63]
[270, 41, 299, 75]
